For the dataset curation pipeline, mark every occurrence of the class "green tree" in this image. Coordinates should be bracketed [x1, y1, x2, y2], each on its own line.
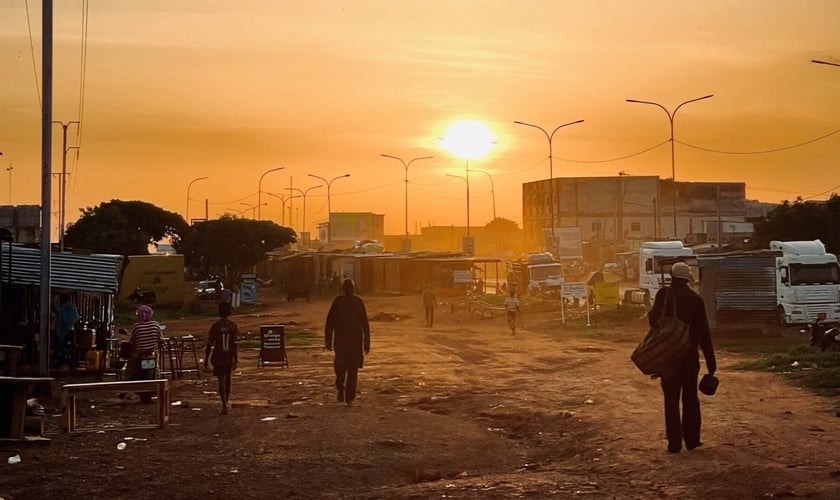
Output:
[751, 195, 839, 253]
[178, 216, 296, 282]
[64, 199, 189, 255]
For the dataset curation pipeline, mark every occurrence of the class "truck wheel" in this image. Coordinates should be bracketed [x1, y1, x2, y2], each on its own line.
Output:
[777, 307, 787, 328]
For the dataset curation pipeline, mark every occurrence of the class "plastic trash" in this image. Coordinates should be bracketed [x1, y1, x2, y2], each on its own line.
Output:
[260, 416, 277, 422]
[171, 401, 182, 406]
[116, 442, 127, 451]
[584, 399, 595, 404]
[8, 454, 21, 465]
[791, 361, 801, 368]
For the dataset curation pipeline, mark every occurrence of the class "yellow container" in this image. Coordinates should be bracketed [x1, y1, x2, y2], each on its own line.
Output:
[85, 350, 101, 371]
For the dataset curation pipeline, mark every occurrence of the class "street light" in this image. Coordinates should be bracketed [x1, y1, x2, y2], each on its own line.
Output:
[257, 167, 284, 219]
[513, 119, 584, 236]
[626, 94, 714, 238]
[186, 176, 209, 224]
[307, 173, 349, 243]
[812, 59, 840, 68]
[446, 173, 470, 249]
[265, 191, 300, 226]
[286, 184, 322, 236]
[471, 169, 497, 253]
[239, 202, 266, 219]
[5, 164, 12, 205]
[380, 154, 433, 245]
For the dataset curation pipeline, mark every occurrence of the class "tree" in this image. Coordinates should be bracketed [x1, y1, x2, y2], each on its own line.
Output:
[484, 217, 519, 232]
[64, 199, 190, 255]
[751, 195, 839, 253]
[178, 216, 296, 282]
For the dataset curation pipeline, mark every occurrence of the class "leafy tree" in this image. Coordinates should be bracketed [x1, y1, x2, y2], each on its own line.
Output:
[484, 217, 520, 232]
[64, 199, 190, 255]
[178, 216, 296, 282]
[751, 195, 839, 253]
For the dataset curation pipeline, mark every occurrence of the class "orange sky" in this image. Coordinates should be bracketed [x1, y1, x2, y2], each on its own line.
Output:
[1, 0, 839, 238]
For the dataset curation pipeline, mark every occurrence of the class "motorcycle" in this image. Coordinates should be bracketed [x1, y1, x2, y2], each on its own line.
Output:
[128, 287, 156, 304]
[117, 328, 158, 403]
[806, 315, 840, 352]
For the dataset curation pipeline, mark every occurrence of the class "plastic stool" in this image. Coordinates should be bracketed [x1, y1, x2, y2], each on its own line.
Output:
[177, 335, 202, 378]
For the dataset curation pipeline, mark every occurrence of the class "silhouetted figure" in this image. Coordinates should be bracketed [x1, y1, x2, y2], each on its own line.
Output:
[422, 284, 437, 328]
[325, 279, 370, 406]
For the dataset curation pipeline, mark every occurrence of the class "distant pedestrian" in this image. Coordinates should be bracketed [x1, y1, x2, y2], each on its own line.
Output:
[205, 301, 239, 415]
[53, 294, 80, 369]
[647, 262, 717, 454]
[325, 279, 370, 406]
[422, 284, 437, 328]
[504, 290, 520, 335]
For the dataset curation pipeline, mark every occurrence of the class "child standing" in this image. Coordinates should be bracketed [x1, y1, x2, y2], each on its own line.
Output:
[204, 301, 239, 415]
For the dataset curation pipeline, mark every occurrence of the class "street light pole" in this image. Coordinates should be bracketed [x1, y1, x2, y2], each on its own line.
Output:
[472, 169, 497, 253]
[513, 119, 584, 237]
[625, 94, 713, 238]
[257, 167, 284, 220]
[286, 184, 322, 237]
[812, 59, 840, 68]
[239, 202, 266, 219]
[307, 173, 349, 244]
[446, 173, 470, 249]
[5, 164, 12, 204]
[186, 176, 209, 224]
[52, 120, 79, 251]
[265, 192, 300, 226]
[380, 154, 433, 243]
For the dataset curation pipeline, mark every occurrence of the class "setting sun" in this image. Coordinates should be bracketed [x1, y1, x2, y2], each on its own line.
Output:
[440, 120, 497, 160]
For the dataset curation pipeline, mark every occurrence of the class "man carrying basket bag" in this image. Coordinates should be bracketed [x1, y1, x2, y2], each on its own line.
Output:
[634, 262, 717, 454]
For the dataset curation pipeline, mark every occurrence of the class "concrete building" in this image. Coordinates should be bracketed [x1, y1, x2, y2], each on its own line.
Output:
[522, 175, 747, 251]
[317, 212, 385, 248]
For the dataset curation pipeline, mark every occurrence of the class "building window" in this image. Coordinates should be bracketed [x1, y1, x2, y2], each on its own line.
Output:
[630, 222, 641, 232]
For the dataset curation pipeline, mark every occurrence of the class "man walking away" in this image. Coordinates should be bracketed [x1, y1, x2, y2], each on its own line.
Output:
[325, 279, 371, 406]
[422, 284, 437, 328]
[647, 262, 716, 454]
[205, 301, 239, 415]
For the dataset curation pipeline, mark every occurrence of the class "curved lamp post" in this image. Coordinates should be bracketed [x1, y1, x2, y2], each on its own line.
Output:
[307, 173, 349, 243]
[380, 154, 433, 242]
[625, 95, 713, 238]
[257, 167, 284, 220]
[446, 173, 470, 244]
[471, 169, 497, 253]
[186, 176, 209, 224]
[513, 119, 584, 235]
[265, 191, 300, 226]
[239, 202, 266, 219]
[286, 184, 323, 236]
[812, 59, 840, 68]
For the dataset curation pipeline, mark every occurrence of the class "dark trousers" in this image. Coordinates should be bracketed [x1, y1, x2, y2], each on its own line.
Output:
[425, 307, 435, 327]
[334, 364, 359, 402]
[660, 360, 701, 451]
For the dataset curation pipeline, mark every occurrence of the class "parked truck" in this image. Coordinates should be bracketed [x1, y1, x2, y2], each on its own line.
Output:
[771, 240, 840, 326]
[506, 252, 564, 295]
[624, 241, 694, 306]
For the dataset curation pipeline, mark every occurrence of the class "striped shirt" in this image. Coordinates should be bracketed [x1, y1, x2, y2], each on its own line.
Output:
[130, 321, 163, 354]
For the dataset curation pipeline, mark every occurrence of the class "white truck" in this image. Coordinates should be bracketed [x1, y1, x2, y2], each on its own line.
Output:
[771, 240, 840, 326]
[624, 241, 694, 305]
[506, 252, 564, 295]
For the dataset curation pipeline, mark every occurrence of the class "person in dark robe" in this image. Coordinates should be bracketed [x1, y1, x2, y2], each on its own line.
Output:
[325, 279, 370, 406]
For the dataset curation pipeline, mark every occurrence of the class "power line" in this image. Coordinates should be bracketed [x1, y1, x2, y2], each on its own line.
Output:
[555, 139, 670, 163]
[676, 128, 840, 155]
[803, 184, 840, 201]
[24, 0, 41, 111]
[71, 0, 90, 195]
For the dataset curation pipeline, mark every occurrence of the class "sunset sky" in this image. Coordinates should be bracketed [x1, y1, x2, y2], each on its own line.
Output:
[1, 0, 838, 238]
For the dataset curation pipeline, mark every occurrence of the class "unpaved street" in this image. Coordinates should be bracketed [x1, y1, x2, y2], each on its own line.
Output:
[3, 293, 840, 499]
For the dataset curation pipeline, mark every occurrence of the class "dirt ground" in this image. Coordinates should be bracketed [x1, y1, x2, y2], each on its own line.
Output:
[3, 288, 840, 499]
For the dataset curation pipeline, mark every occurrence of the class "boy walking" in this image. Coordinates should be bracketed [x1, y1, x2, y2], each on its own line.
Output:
[205, 301, 239, 415]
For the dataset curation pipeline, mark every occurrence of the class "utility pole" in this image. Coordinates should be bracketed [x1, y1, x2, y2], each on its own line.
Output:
[5, 164, 12, 204]
[51, 120, 79, 251]
[40, 0, 54, 376]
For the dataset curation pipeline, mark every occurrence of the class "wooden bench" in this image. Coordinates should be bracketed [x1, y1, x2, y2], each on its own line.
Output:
[0, 376, 54, 440]
[62, 379, 170, 432]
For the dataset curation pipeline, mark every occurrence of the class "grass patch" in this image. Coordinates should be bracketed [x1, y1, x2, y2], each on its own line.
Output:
[735, 343, 840, 396]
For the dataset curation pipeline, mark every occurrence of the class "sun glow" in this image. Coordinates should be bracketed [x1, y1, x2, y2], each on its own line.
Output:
[440, 120, 496, 160]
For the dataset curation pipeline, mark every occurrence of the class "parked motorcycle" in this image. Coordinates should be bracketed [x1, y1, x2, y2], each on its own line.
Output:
[128, 287, 156, 304]
[807, 315, 840, 352]
[117, 328, 158, 403]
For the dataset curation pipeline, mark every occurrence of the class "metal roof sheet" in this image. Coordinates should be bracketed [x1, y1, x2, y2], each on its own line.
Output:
[0, 244, 123, 293]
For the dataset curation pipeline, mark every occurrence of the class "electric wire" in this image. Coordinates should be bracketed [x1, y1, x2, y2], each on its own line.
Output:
[676, 128, 840, 155]
[803, 184, 840, 201]
[70, 0, 89, 195]
[24, 0, 41, 111]
[555, 139, 670, 163]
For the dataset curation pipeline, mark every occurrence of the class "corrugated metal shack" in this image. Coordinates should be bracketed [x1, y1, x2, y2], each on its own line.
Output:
[697, 250, 781, 332]
[0, 244, 124, 370]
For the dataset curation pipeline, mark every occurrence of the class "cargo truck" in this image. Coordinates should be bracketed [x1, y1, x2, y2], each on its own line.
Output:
[771, 240, 840, 326]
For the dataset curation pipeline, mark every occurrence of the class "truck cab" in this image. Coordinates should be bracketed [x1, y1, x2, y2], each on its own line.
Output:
[635, 241, 694, 304]
[771, 240, 840, 325]
[506, 252, 564, 295]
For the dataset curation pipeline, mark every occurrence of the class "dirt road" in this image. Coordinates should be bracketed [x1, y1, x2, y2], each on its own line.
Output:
[3, 293, 840, 499]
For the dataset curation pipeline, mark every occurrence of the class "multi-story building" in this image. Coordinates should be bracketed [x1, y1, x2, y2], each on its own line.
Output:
[317, 212, 385, 248]
[522, 175, 748, 251]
